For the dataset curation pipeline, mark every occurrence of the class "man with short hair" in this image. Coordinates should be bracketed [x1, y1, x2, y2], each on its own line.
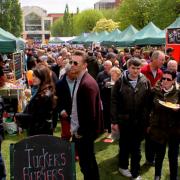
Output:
[86, 51, 99, 79]
[141, 50, 165, 87]
[106, 52, 117, 66]
[111, 57, 151, 180]
[51, 55, 63, 79]
[141, 50, 165, 166]
[97, 60, 112, 134]
[56, 63, 76, 141]
[70, 50, 102, 180]
[166, 47, 174, 60]
[133, 46, 142, 59]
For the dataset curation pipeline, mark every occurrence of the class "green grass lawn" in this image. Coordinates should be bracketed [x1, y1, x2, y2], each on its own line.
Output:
[1, 124, 179, 180]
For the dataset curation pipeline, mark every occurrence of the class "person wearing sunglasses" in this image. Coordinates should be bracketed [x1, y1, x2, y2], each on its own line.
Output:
[69, 50, 103, 180]
[148, 70, 180, 180]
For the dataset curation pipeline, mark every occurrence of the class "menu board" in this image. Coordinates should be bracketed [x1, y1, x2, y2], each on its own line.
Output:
[167, 28, 180, 44]
[13, 52, 22, 80]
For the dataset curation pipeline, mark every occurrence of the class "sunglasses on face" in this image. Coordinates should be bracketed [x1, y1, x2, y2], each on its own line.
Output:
[161, 77, 172, 81]
[69, 60, 79, 66]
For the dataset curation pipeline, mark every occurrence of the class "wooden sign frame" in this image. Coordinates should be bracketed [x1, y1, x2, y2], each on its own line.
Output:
[10, 135, 76, 180]
[12, 52, 23, 81]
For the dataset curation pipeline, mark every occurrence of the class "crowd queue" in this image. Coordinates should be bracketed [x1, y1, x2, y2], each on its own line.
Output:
[0, 44, 180, 180]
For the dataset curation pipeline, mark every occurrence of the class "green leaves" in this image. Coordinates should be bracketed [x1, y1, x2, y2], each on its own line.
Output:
[73, 9, 104, 34]
[0, 0, 22, 37]
[93, 18, 119, 32]
[51, 0, 179, 37]
[116, 0, 179, 30]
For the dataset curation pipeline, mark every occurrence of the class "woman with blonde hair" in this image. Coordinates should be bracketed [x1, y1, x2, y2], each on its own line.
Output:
[103, 66, 121, 139]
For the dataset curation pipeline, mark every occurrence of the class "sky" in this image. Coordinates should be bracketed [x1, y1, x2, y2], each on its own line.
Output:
[20, 0, 100, 13]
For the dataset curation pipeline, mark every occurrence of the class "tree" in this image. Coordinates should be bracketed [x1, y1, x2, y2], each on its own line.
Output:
[93, 18, 119, 32]
[116, 0, 179, 30]
[0, 0, 22, 37]
[116, 0, 159, 29]
[100, 9, 119, 22]
[51, 17, 64, 37]
[153, 0, 180, 29]
[73, 9, 104, 35]
[9, 0, 23, 37]
[51, 4, 74, 37]
[63, 4, 72, 36]
[0, 0, 11, 32]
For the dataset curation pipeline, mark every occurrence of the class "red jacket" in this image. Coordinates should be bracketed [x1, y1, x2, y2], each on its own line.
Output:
[141, 64, 163, 87]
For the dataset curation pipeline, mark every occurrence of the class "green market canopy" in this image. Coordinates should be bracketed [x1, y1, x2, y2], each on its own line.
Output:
[167, 17, 180, 29]
[102, 29, 121, 45]
[84, 32, 99, 43]
[49, 37, 64, 44]
[115, 25, 138, 47]
[129, 22, 165, 46]
[71, 33, 89, 44]
[0, 27, 25, 53]
[93, 31, 109, 43]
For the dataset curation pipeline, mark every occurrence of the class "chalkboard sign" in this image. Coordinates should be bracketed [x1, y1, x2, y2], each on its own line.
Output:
[167, 28, 180, 44]
[13, 52, 22, 80]
[10, 135, 76, 180]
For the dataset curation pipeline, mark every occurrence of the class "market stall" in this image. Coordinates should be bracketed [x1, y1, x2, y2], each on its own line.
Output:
[0, 52, 27, 135]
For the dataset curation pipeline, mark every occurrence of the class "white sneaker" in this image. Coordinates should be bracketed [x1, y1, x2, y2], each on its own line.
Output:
[131, 176, 142, 180]
[119, 168, 132, 177]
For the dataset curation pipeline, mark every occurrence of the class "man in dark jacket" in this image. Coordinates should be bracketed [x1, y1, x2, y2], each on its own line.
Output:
[51, 55, 63, 79]
[141, 50, 165, 166]
[86, 51, 99, 79]
[56, 64, 76, 140]
[97, 60, 112, 134]
[70, 50, 102, 180]
[111, 57, 151, 180]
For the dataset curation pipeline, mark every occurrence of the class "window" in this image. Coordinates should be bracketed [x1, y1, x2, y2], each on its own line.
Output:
[25, 13, 42, 31]
[44, 20, 51, 31]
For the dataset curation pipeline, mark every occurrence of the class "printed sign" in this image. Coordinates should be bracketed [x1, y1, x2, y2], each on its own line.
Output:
[10, 135, 76, 180]
[167, 28, 180, 44]
[13, 52, 22, 80]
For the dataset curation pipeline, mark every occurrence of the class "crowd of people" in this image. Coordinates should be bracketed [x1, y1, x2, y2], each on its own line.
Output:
[0, 44, 180, 180]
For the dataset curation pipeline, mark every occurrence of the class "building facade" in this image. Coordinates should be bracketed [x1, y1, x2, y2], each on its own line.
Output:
[47, 13, 64, 23]
[94, 0, 121, 10]
[22, 6, 53, 43]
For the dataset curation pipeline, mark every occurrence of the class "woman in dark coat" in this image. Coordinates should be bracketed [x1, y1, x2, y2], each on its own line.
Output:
[16, 63, 56, 136]
[149, 70, 180, 180]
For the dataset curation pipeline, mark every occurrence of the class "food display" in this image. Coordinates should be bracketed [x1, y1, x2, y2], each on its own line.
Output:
[158, 100, 180, 110]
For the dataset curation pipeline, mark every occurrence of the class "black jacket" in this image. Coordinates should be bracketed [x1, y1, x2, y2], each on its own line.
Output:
[16, 87, 54, 136]
[56, 74, 72, 122]
[149, 82, 180, 144]
[111, 71, 151, 129]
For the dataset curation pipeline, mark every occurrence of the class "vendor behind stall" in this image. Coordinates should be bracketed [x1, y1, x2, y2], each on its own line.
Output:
[0, 55, 6, 87]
